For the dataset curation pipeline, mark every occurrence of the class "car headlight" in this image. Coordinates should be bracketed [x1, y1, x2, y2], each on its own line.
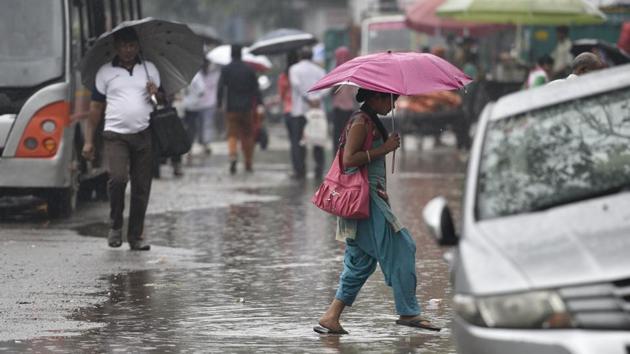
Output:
[454, 291, 574, 329]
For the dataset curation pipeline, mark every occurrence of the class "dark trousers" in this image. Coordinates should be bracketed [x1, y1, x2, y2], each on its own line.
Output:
[103, 129, 153, 243]
[286, 115, 324, 177]
[183, 110, 206, 145]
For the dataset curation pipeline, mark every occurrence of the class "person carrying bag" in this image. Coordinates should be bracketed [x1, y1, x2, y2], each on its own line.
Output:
[311, 110, 371, 219]
[313, 88, 441, 335]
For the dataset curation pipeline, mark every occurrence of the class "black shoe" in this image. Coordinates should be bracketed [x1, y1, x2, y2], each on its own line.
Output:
[229, 161, 237, 175]
[173, 163, 184, 177]
[289, 171, 306, 180]
[129, 240, 151, 251]
[108, 229, 122, 248]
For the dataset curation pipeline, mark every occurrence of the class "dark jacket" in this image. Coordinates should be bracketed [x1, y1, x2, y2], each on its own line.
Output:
[216, 60, 262, 112]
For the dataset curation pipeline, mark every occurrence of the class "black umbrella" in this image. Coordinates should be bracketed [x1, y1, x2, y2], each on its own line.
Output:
[80, 18, 204, 95]
[571, 39, 630, 66]
[249, 28, 317, 55]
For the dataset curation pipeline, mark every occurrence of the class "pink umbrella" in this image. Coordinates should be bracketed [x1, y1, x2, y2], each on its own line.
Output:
[310, 51, 471, 173]
[309, 51, 471, 96]
[405, 0, 510, 36]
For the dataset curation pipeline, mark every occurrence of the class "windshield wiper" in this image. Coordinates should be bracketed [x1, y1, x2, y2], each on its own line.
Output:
[530, 183, 630, 212]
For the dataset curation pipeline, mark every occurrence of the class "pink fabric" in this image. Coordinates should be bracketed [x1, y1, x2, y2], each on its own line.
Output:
[618, 22, 630, 55]
[335, 47, 351, 66]
[309, 52, 472, 96]
[312, 118, 373, 219]
[405, 0, 510, 36]
[332, 46, 357, 110]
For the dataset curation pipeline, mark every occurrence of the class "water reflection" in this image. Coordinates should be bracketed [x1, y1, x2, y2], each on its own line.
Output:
[5, 150, 464, 353]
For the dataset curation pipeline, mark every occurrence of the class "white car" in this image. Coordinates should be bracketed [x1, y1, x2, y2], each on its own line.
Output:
[423, 63, 630, 354]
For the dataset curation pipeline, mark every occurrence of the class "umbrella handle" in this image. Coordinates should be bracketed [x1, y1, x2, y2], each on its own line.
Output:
[390, 93, 396, 174]
[392, 150, 396, 174]
[150, 94, 158, 107]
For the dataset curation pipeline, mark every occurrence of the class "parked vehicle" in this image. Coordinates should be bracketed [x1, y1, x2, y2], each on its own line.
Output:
[0, 0, 142, 218]
[423, 63, 630, 354]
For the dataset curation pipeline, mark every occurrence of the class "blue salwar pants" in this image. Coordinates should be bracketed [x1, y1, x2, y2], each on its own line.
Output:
[334, 200, 421, 316]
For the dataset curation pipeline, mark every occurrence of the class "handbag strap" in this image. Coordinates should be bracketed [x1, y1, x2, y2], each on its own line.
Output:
[139, 52, 159, 110]
[337, 111, 374, 171]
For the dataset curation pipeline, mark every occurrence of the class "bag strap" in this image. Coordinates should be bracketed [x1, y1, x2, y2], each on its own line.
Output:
[139, 52, 159, 110]
[338, 111, 374, 171]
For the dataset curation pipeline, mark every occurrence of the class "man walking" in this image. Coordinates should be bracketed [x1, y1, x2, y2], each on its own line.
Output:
[82, 28, 159, 251]
[288, 46, 326, 179]
[217, 44, 262, 174]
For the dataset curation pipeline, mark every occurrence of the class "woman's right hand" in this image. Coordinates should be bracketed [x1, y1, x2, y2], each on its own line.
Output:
[383, 133, 401, 153]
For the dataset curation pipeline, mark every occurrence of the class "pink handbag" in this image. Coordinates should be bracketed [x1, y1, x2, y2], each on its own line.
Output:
[311, 114, 373, 219]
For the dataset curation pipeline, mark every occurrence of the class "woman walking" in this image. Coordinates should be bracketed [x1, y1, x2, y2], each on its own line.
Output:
[314, 88, 441, 335]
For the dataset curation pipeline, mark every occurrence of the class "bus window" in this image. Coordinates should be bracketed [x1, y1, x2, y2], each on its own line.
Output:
[0, 0, 65, 90]
[360, 15, 425, 55]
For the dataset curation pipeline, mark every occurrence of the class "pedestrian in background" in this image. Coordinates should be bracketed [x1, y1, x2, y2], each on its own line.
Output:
[330, 46, 357, 155]
[288, 46, 326, 179]
[217, 44, 262, 174]
[548, 52, 604, 85]
[278, 50, 298, 159]
[551, 26, 573, 79]
[314, 88, 440, 335]
[82, 28, 157, 251]
[525, 54, 554, 89]
[183, 58, 220, 158]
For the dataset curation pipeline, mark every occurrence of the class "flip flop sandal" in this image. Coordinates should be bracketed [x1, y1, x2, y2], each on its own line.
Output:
[396, 317, 441, 331]
[313, 325, 349, 335]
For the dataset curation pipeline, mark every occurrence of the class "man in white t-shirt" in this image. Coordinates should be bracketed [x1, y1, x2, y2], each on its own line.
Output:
[288, 46, 326, 179]
[82, 27, 160, 251]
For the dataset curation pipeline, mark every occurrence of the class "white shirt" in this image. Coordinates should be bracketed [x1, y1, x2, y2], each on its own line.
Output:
[552, 38, 573, 74]
[183, 69, 220, 111]
[547, 73, 579, 86]
[94, 60, 160, 134]
[289, 59, 326, 117]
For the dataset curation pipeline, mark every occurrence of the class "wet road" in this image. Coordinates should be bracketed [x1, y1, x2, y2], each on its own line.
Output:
[0, 128, 466, 353]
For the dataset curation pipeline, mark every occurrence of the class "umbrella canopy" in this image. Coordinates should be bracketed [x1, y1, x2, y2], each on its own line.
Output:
[309, 51, 472, 96]
[249, 28, 317, 55]
[571, 38, 630, 65]
[206, 45, 272, 72]
[405, 0, 510, 36]
[436, 0, 607, 25]
[80, 18, 204, 95]
[188, 23, 222, 44]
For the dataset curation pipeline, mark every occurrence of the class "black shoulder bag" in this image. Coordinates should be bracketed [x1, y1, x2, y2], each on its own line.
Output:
[141, 60, 191, 157]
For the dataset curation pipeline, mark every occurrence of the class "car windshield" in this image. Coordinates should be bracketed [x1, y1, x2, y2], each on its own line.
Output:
[477, 87, 630, 219]
[0, 0, 64, 87]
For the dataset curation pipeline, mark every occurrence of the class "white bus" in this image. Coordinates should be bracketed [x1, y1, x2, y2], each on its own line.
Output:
[0, 0, 143, 218]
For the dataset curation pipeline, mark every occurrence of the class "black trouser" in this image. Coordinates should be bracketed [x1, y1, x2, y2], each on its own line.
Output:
[103, 129, 153, 243]
[286, 115, 324, 177]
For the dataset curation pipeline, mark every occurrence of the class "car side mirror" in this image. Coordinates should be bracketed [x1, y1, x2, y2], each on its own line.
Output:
[422, 196, 458, 246]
